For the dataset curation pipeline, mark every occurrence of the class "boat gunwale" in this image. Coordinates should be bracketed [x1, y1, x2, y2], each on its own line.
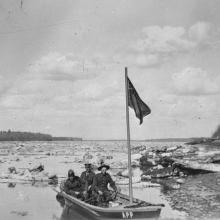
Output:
[61, 191, 163, 213]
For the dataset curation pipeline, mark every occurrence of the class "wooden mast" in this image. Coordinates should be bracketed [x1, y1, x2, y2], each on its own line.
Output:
[125, 67, 133, 204]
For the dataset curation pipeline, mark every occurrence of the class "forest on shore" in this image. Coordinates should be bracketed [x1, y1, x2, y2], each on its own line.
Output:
[0, 130, 82, 141]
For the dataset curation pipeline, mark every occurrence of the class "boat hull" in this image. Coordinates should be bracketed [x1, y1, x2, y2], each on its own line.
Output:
[62, 192, 162, 220]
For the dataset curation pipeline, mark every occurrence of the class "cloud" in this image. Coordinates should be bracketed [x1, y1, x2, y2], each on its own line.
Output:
[135, 54, 159, 67]
[135, 26, 195, 54]
[0, 94, 35, 109]
[172, 67, 220, 95]
[75, 79, 119, 101]
[188, 22, 215, 43]
[0, 52, 122, 113]
[167, 96, 217, 119]
[0, 75, 14, 97]
[154, 93, 218, 121]
[28, 52, 96, 81]
[131, 22, 218, 67]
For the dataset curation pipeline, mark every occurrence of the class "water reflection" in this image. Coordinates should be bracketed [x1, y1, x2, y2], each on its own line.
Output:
[56, 193, 65, 208]
[7, 182, 16, 188]
[60, 205, 97, 220]
[56, 193, 96, 220]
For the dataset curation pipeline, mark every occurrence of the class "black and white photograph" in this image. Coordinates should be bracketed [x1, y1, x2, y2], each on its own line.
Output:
[1, 0, 220, 219]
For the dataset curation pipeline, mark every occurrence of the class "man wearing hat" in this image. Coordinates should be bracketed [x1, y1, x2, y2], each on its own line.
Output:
[80, 163, 95, 200]
[64, 169, 83, 198]
[92, 163, 117, 206]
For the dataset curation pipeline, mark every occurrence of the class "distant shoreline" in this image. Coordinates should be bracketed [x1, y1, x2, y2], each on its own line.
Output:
[1, 130, 216, 144]
[0, 130, 82, 142]
[83, 138, 196, 142]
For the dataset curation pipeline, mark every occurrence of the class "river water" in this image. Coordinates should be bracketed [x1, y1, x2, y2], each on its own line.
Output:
[0, 141, 220, 219]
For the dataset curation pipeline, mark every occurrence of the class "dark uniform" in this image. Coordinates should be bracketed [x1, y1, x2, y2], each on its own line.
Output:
[80, 170, 95, 199]
[64, 176, 83, 198]
[92, 172, 117, 206]
[81, 171, 95, 190]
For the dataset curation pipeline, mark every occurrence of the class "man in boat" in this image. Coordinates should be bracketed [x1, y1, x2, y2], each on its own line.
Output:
[64, 169, 83, 198]
[92, 163, 117, 207]
[80, 162, 95, 200]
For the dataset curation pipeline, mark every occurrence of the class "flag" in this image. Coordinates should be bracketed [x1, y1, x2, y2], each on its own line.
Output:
[127, 77, 151, 124]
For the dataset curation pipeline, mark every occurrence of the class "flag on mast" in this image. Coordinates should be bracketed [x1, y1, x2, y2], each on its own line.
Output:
[127, 77, 151, 124]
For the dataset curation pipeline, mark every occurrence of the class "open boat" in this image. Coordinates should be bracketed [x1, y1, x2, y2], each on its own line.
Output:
[58, 68, 164, 219]
[59, 190, 163, 220]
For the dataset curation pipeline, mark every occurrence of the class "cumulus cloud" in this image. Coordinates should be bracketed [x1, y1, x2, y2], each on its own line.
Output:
[0, 75, 14, 97]
[135, 26, 195, 54]
[0, 52, 122, 113]
[154, 93, 217, 121]
[135, 54, 159, 67]
[172, 67, 220, 95]
[168, 96, 217, 118]
[75, 79, 119, 101]
[132, 22, 218, 67]
[0, 94, 36, 109]
[188, 22, 214, 43]
[28, 52, 96, 81]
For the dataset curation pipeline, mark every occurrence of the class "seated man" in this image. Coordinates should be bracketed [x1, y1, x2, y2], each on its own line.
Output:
[64, 169, 83, 198]
[80, 163, 95, 201]
[92, 163, 117, 207]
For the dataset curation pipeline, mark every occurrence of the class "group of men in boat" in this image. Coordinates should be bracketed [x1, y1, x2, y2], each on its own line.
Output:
[63, 162, 118, 207]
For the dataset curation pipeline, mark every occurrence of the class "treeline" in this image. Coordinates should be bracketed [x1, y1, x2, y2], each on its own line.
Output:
[0, 130, 82, 141]
[0, 130, 53, 141]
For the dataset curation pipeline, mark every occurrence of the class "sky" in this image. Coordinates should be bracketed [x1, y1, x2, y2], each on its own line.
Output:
[0, 0, 220, 139]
